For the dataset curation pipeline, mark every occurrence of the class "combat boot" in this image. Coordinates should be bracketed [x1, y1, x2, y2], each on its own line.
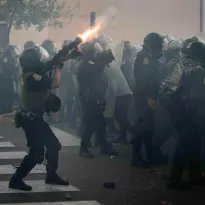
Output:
[79, 146, 94, 158]
[166, 179, 192, 190]
[9, 155, 36, 191]
[9, 177, 32, 191]
[45, 172, 69, 186]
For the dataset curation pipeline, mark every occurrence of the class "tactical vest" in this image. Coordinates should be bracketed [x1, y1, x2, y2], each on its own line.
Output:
[21, 72, 49, 114]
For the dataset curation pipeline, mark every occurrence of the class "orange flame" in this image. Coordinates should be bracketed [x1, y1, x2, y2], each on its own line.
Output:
[78, 24, 102, 43]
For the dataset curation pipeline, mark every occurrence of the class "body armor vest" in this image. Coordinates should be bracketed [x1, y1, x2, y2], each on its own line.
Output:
[20, 72, 49, 114]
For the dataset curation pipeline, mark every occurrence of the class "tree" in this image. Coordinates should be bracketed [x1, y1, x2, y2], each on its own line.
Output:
[0, 0, 80, 47]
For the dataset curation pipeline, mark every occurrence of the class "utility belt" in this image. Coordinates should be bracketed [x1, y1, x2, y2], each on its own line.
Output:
[14, 110, 43, 128]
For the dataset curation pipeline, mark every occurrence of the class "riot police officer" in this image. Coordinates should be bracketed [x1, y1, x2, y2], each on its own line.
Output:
[24, 41, 36, 50]
[9, 47, 69, 191]
[41, 39, 58, 58]
[77, 42, 117, 157]
[132, 32, 163, 167]
[161, 39, 205, 189]
[0, 45, 20, 113]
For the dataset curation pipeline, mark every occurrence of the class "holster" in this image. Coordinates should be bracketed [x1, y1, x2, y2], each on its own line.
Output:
[14, 111, 36, 128]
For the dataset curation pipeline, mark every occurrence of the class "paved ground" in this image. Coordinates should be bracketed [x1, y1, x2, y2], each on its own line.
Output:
[0, 117, 205, 205]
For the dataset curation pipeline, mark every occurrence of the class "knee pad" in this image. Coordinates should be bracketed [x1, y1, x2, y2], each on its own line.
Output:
[29, 147, 45, 164]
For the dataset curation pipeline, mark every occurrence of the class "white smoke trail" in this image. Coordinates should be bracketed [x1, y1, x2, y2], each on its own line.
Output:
[96, 6, 119, 28]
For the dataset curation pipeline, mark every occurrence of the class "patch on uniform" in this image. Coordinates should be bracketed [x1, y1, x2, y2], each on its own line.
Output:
[32, 73, 42, 81]
[143, 58, 149, 65]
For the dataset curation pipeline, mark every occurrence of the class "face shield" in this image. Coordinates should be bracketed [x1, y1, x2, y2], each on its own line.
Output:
[164, 35, 175, 42]
[168, 40, 182, 58]
[96, 35, 113, 50]
[38, 47, 50, 63]
[46, 42, 58, 56]
[94, 42, 103, 55]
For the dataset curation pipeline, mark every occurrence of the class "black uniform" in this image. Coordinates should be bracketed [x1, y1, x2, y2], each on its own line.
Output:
[132, 49, 160, 166]
[0, 57, 15, 113]
[77, 58, 117, 157]
[161, 42, 205, 189]
[9, 48, 68, 191]
[0, 46, 20, 114]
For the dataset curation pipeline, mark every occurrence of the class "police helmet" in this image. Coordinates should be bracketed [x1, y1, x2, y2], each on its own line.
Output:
[24, 41, 36, 49]
[94, 42, 103, 54]
[164, 35, 175, 42]
[5, 45, 20, 58]
[41, 39, 53, 48]
[168, 40, 181, 51]
[181, 37, 205, 55]
[143, 32, 163, 48]
[62, 40, 72, 48]
[80, 42, 104, 60]
[191, 36, 205, 44]
[162, 37, 169, 51]
[96, 35, 113, 50]
[19, 48, 41, 68]
[35, 46, 50, 63]
[41, 39, 57, 54]
[189, 41, 205, 63]
[181, 38, 194, 55]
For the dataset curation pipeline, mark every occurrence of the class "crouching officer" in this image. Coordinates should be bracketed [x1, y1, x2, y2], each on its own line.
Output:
[9, 47, 69, 191]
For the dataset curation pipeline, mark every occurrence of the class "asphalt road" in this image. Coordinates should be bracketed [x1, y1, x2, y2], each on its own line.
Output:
[0, 117, 205, 205]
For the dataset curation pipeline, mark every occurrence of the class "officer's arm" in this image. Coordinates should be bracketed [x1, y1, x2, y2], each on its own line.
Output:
[51, 67, 61, 88]
[162, 63, 183, 95]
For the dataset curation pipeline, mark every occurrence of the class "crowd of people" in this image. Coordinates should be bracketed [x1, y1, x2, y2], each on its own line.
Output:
[1, 32, 205, 191]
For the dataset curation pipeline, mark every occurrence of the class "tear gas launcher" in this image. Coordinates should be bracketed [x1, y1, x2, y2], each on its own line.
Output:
[42, 37, 83, 73]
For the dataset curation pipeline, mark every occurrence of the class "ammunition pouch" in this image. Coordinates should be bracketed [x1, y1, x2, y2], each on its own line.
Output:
[45, 93, 61, 113]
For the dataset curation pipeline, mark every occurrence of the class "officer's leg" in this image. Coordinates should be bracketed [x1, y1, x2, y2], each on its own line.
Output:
[119, 123, 127, 143]
[131, 134, 143, 166]
[9, 117, 46, 191]
[9, 147, 44, 191]
[59, 104, 65, 122]
[142, 130, 153, 168]
[41, 120, 69, 185]
[131, 118, 146, 166]
[79, 116, 96, 158]
[188, 126, 204, 185]
[106, 117, 119, 134]
[97, 114, 118, 155]
[166, 122, 191, 189]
